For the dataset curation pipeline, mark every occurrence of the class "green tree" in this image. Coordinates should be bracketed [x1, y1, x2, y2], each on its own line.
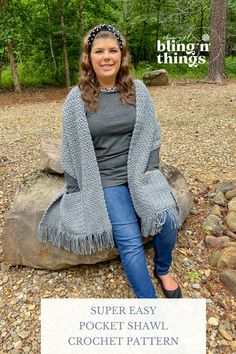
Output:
[0, 0, 22, 92]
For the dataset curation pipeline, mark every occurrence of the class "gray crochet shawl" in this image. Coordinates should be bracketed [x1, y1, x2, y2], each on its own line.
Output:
[38, 79, 181, 255]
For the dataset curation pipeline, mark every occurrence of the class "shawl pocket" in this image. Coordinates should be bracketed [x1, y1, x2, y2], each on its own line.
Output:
[142, 169, 166, 187]
[141, 169, 181, 220]
[60, 191, 86, 235]
[140, 169, 176, 209]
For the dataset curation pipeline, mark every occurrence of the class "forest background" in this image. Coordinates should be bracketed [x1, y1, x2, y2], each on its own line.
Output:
[0, 0, 236, 90]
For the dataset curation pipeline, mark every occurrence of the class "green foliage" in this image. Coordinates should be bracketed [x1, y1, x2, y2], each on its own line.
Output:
[135, 56, 236, 80]
[0, 0, 235, 88]
[186, 271, 200, 281]
[225, 56, 236, 78]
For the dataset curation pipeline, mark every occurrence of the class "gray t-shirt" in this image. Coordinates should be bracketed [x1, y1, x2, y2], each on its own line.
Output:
[64, 90, 159, 192]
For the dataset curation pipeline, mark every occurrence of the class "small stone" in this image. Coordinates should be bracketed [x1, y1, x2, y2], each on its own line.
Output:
[218, 326, 233, 341]
[190, 209, 198, 215]
[227, 314, 236, 321]
[192, 291, 201, 298]
[18, 331, 28, 339]
[210, 329, 218, 340]
[225, 212, 236, 233]
[14, 340, 22, 348]
[206, 298, 213, 304]
[228, 197, 236, 213]
[213, 191, 225, 206]
[207, 192, 216, 198]
[184, 230, 193, 237]
[208, 317, 219, 326]
[191, 283, 201, 289]
[210, 204, 222, 217]
[230, 340, 236, 350]
[95, 277, 105, 285]
[28, 304, 36, 310]
[2, 275, 9, 285]
[7, 343, 14, 351]
[183, 259, 193, 268]
[25, 311, 31, 319]
[205, 269, 211, 277]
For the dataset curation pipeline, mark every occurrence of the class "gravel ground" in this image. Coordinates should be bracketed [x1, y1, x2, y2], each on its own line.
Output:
[0, 81, 236, 353]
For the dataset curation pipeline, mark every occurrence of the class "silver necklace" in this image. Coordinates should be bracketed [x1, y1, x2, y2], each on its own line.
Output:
[99, 86, 118, 92]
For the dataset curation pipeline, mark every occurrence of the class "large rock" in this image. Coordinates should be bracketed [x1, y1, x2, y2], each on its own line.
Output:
[143, 69, 169, 86]
[202, 214, 224, 236]
[228, 197, 236, 213]
[160, 162, 192, 225]
[2, 160, 192, 270]
[213, 191, 225, 206]
[216, 180, 236, 194]
[220, 269, 236, 296]
[226, 212, 236, 233]
[225, 189, 236, 200]
[2, 175, 119, 270]
[40, 139, 63, 174]
[208, 243, 236, 269]
[205, 235, 230, 248]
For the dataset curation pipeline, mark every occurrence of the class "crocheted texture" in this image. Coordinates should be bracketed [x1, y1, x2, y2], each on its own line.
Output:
[38, 79, 181, 255]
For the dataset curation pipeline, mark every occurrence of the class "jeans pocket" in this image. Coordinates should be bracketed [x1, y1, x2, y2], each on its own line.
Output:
[60, 191, 86, 234]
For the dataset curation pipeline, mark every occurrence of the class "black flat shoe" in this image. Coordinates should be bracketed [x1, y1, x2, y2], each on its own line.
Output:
[153, 270, 182, 298]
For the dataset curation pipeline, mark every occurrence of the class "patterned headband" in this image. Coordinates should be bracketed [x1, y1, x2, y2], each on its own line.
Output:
[87, 24, 123, 51]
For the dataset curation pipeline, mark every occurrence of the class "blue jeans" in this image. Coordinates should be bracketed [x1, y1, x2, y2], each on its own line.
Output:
[103, 184, 178, 298]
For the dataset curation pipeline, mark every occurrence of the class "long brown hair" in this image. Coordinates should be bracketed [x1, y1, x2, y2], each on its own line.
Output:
[78, 27, 136, 112]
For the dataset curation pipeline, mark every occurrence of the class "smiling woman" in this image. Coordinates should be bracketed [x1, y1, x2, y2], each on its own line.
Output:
[90, 38, 121, 88]
[78, 24, 135, 113]
[38, 24, 182, 299]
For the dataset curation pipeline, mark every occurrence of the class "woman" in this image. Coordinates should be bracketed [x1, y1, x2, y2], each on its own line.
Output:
[38, 24, 182, 299]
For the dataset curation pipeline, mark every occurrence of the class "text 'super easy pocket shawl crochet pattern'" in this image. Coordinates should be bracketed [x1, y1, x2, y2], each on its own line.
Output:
[38, 79, 181, 255]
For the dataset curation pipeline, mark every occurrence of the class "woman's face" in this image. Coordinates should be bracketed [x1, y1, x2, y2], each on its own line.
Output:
[90, 37, 122, 87]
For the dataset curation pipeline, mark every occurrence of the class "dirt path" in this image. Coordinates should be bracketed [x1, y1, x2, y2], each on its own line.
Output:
[0, 81, 236, 353]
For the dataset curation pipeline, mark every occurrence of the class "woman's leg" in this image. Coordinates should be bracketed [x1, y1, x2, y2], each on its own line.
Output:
[152, 212, 178, 276]
[152, 213, 180, 291]
[103, 185, 157, 298]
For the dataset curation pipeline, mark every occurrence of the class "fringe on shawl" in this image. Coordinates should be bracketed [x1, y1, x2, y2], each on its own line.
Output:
[141, 207, 181, 237]
[38, 207, 181, 255]
[38, 223, 115, 255]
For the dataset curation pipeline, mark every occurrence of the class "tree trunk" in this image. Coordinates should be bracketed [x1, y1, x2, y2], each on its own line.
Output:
[60, 16, 71, 88]
[155, 0, 162, 43]
[47, 6, 58, 75]
[58, 0, 71, 88]
[207, 0, 227, 82]
[79, 0, 84, 34]
[123, 0, 131, 41]
[7, 40, 21, 93]
[0, 49, 5, 87]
